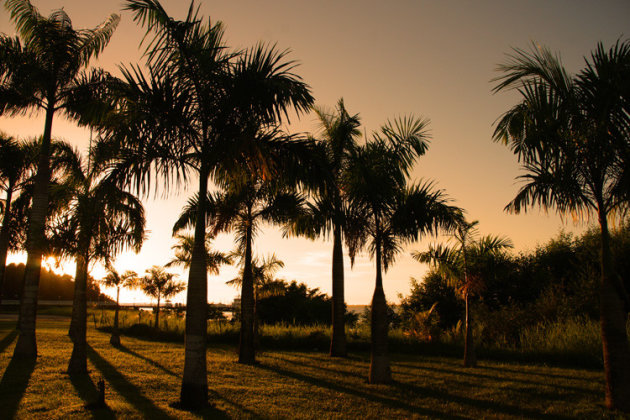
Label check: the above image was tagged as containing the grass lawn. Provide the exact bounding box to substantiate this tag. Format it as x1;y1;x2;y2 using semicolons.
0;314;623;419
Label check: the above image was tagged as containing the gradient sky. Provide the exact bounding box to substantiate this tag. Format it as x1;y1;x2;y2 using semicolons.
1;0;629;305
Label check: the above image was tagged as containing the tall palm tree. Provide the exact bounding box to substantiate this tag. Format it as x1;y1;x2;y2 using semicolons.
344;116;461;383
413;220;513;367
174;174;306;365
493;40;630;411
0;0;119;358
49;145;145;374
289;98;361;357
100;266;139;346
165;233;232;275
97;0;314;407
139;265;185;329
226;253;285;346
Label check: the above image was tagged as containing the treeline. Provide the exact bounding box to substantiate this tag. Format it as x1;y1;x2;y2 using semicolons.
399;221;630;345
1;263;110;302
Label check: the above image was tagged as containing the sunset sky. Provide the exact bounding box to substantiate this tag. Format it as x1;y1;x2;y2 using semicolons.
1;0;629;305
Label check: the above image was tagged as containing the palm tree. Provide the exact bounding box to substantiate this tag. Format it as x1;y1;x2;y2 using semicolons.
289;98;361;357
165;233;232;275
49;145;145;374
413;220;513;367
0;134;34;304
139;265;185;329
97;0;314;406
100;266;139;346
174;174;306;365
226;253;285;346
0;0;119;359
492;40;630;411
344;116;461;383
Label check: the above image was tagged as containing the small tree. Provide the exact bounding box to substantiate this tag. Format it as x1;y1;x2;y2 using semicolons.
139;265;185;328
100;266;139;346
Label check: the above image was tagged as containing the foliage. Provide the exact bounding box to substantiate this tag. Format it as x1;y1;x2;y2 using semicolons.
256;280;332;325
399;274;463;330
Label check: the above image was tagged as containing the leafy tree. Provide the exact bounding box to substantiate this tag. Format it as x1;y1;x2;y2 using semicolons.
257;280;331;325
399;273;463;331
97;0;313;407
49;145;145;374
139;265;185;329
100;266;139;346
413;220;513;367
344;116;461;383
0;0;119;359
493;40;630;410
289;98;361;356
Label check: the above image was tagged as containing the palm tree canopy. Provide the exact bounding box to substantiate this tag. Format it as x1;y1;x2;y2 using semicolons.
0;0;120;118
140;265;186;300
344;116;461;270
47;143;146;263
226;253;285;293
165;232;232;275
492;40;630;219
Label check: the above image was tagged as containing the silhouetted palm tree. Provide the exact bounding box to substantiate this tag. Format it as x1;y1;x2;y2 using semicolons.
0;135;34;304
413;220;513;367
49;145;145;374
100;266;139;346
226;253;285;346
0;0;119;358
344;116;461;383
289;98;360;357
165;233;232;275
493;40;630;411
174;173;306;365
97;0;314;407
139;265;185;329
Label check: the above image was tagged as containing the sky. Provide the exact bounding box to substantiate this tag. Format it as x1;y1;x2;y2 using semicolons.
1;0;629;305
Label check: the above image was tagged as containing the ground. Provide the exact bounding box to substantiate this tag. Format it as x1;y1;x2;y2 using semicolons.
0;314;623;419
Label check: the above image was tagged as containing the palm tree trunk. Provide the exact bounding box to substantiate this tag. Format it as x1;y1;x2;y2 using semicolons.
180;167;209;409
13;99;54;360
463;291;476;367
0;184;14;306
68;253;88;374
369;227;391;384
155;294;160;329
253;286;259;350
110;287;120;346
597;210;630;411
330;222;347;357
239;215;256;364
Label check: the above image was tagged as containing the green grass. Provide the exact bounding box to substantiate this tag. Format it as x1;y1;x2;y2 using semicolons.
0;314;625;419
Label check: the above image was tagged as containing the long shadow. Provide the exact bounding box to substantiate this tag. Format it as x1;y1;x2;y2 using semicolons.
480;363;600;382
392;381;575;420
0;355;36;419
86;343;174;419
116;344;179;378
0;329;18;353
394;363;594;394
265;354;365;380
257;362;466;419
69;373;116;420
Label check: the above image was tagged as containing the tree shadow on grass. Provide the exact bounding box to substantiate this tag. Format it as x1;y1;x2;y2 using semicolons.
0;355;36;419
394;362;595;394
116;344;179;378
69;373;116;419
86;343;174;419
257;362;466;419
265;353;365;380
392;381;575;420
0;329;18;353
